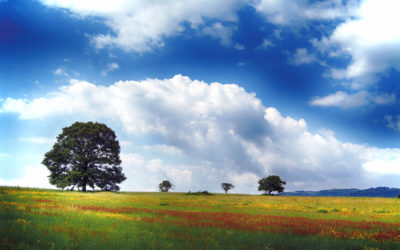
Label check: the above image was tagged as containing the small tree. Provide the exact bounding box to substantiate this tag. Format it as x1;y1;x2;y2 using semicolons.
159;180;174;192
258;175;286;195
221;183;234;194
42;121;126;192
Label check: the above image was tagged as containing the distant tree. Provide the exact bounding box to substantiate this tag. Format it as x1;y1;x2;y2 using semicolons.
398;193;400;198
159;180;174;192
221;183;234;194
258;175;286;195
42;122;126;192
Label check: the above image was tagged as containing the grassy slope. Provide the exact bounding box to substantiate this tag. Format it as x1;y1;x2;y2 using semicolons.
1;186;400;249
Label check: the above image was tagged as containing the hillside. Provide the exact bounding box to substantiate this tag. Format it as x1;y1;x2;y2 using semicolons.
282;187;400;197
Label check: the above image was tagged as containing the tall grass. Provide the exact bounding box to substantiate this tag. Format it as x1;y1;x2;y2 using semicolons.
1;186;400;249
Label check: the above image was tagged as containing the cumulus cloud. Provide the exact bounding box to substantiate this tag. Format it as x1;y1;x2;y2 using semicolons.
253;0;400;95
120;153;195;192
314;0;400;86
40;0;400;90
40;0;243;52
0;165;53;189
362;147;400;175
2;75;400;192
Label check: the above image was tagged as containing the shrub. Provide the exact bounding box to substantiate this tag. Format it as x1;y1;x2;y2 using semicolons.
317;208;328;213
186;190;213;196
375;209;389;214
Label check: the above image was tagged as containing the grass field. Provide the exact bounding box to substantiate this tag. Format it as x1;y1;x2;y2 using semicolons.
1;186;400;249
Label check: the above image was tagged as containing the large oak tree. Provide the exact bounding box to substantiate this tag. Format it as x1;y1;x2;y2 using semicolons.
258;175;286;195
42;122;126;191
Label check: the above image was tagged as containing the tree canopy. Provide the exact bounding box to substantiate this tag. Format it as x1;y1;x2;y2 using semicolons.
221;183;234;194
159;180;174;192
42;121;126;191
258;175;286;195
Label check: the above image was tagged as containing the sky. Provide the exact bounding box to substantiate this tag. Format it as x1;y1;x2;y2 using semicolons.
1;0;400;193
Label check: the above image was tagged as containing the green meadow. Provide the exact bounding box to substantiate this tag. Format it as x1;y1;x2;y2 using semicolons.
1;186;400;249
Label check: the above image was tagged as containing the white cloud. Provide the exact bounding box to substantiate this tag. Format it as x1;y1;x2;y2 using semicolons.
228;172;259;192
253;0;400;90
373;93;396;105
119;140;133;147
233;43;245;50
315;0;400;86
257;38;274;49
121;153;145;167
142;144;183;156
53;67;68;76
289;48;318;65
40;0;243;52
310;91;396;108
362;147;400;175
40;0;400;89
252;0;357;25
2;75;400;192
120;153;195;192
0;165;53;189
18;137;54;144
384;115;400;131
101;62;119;76
310;91;368;108
202;22;237;47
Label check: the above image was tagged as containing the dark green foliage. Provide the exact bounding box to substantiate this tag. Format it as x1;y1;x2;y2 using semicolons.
159;180;174;192
186;190;213;195
221;183;234;194
42;121;126;191
258;175;286;195
398;193;400;198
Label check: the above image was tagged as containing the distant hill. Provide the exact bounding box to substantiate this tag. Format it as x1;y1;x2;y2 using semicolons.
282;187;400;198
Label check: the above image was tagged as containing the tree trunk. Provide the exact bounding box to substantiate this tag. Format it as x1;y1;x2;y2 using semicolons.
82;163;88;192
82;176;88;192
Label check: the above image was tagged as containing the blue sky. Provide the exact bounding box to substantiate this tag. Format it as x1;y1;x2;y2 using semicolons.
1;0;400;193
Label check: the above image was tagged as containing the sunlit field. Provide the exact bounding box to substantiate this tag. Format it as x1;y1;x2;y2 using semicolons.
1;187;400;249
